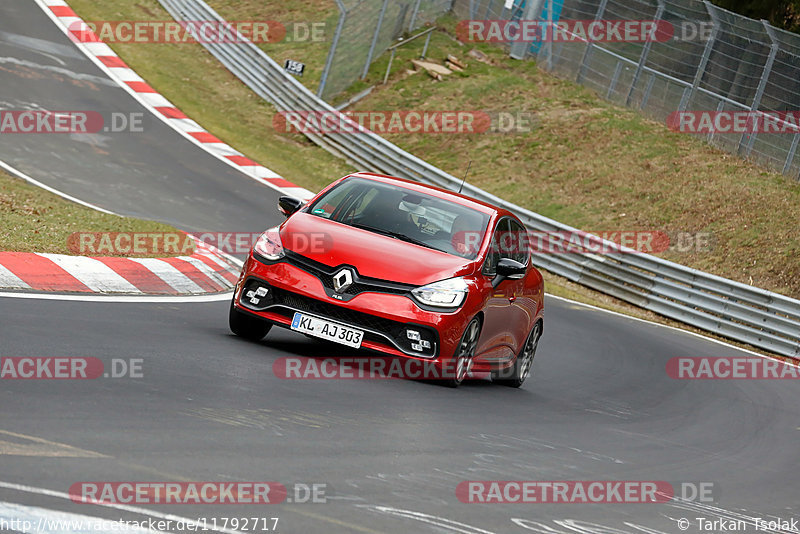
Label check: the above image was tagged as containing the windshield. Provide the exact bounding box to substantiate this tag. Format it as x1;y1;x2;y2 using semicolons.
307;177;490;260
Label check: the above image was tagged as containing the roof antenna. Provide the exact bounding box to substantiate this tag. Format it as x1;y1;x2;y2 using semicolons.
458;160;472;194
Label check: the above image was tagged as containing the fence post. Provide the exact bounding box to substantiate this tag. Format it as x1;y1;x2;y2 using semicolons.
625;0;664;106
509;0;545;60
317;0;347;99
707;99;724;144
607;61;623;98
409;0;423;32
783;132;800;175
679;1;719;112
484;0;497;18
362;0;389;79
739;20;779;156
575;0;609;83
545;0;554;70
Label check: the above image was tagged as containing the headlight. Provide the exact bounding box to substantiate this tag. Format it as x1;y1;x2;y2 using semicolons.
412;277;469;308
253;228;284;261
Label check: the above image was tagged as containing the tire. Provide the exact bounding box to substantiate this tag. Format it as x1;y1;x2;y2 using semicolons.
442;317;482;388
229;298;272;341
493;321;541;388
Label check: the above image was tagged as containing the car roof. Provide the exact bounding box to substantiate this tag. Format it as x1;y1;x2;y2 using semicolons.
345;172;510;218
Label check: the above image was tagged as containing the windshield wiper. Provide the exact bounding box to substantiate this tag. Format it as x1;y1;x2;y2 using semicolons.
350;223;440;251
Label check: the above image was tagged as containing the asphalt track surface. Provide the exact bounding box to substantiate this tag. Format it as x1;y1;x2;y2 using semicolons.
1;2;798;534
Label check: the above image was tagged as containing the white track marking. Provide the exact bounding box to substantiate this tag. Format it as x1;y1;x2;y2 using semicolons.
126;258;204;294
360;505;496;534
36;254;142;293
0;264;30;290
0;430;108;458
0;160;117;215
0;291;231;303
0;481;244;534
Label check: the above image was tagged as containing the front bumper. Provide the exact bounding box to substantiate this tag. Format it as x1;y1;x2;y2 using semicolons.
234;253;472;364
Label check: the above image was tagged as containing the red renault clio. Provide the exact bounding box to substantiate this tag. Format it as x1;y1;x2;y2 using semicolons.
229;172;544;387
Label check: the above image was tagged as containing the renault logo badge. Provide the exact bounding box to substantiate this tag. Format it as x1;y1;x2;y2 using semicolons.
333;268;354;293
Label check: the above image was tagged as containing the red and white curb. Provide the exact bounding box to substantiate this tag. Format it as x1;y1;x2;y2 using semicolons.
35;0;314;202
0;241;239;295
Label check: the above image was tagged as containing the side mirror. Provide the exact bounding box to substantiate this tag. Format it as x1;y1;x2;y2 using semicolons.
492;258;526;288
278;196;304;217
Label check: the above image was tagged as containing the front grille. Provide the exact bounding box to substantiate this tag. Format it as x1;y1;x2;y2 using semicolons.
272;287;405;335
266;286;439;358
284;250;413;297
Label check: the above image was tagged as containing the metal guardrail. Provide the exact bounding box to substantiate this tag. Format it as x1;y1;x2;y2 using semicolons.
159;0;800;359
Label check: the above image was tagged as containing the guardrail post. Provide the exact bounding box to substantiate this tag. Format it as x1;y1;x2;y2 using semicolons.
317;0;347;99
679;1;719;112
625;0;664;106
362;0;389;79
738;20;779;156
510;0;545;60
575;0;608;83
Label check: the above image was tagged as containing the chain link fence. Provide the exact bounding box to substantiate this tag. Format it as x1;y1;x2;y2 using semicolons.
452;0;800;179
317;0;453;101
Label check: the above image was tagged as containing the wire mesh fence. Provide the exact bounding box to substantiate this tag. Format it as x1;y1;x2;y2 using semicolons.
318;0;453;101
451;0;800;179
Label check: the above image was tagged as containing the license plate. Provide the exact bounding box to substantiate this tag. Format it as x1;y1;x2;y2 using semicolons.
291;312;364;348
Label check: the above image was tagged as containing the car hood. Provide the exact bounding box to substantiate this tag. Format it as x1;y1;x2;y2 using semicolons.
280;213;476;285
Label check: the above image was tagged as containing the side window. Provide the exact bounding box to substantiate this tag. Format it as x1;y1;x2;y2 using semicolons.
507;219;529;265
482;219;510;276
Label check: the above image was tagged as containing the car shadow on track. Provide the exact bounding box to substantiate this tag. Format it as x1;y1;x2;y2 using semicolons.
226;331;540;392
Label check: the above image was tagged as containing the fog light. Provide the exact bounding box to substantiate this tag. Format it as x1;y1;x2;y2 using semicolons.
407;330;421;341
241;281;273;310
